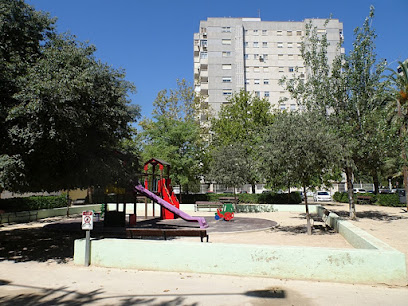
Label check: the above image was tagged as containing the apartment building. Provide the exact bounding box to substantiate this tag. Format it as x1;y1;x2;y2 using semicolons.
194;17;344;119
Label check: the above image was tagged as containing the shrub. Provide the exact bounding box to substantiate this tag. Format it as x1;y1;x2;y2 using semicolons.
0;195;68;212
177;192;301;204
376;193;402;207
333;192;349;203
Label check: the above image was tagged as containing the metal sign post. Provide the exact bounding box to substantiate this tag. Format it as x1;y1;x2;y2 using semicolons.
82;211;94;266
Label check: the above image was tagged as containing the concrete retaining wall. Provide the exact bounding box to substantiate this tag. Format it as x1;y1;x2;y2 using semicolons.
73;204;407;285
74;238;406;285
0;204;101;224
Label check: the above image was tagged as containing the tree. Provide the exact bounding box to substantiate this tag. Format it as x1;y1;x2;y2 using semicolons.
262;111;340;234
139;80;205;194
280;7;387;219
208;143;250;197
386;60;408;209
210;89;274;193
0;1;141;193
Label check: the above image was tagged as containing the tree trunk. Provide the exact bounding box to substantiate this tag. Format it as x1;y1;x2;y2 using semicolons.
66;189;71;217
304;185;312;235
372;172;379;195
251;183;256;194
345;166;356;219
403;162;408;211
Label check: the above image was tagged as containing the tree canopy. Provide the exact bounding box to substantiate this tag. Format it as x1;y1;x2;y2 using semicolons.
0;0;140;192
210;89;274;193
139;79;205;193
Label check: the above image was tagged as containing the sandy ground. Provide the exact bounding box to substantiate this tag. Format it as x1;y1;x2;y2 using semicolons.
1;203;408;305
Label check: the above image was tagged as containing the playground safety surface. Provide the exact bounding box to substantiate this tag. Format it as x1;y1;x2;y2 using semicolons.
43;216;278;235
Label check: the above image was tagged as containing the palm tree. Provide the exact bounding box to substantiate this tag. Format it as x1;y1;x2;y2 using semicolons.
387;60;408;210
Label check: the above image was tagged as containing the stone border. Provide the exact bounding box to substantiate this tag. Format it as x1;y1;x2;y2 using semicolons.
74;204;407;285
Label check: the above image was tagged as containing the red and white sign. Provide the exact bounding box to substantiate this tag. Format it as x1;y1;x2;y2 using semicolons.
82;211;94;230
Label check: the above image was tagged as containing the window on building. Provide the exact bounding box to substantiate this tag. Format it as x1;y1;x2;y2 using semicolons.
288;54;294;60
297;30;302;36
264;91;270;97
222;39;231;45
277;42;283;48
200;52;208;59
264;79;269;85
222;27;231;33
280;104;286;110
253;29;258;35
223;89;232;96
254;79;260;85
254;53;259;59
290;104;296;110
255;91;260;97
279;67;284;72
262;42;267;47
263;54;268;60
222;51;231;57
245;29;248;34
297;42;302;48
317;29;327;34
245;79;250;85
287;42;293;48
222;77;232;83
253;42;259;48
244;54;249;59
263;66;269;72
289;67;294;72
277;30;283;36
222;64;232;70
244;41;249;47
287;31;293;36
278;54;284;60
262;29;267;35
254;66;260;72
201;40;207;47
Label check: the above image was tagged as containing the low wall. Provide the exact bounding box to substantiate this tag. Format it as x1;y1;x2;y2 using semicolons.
74;238;406;285
0;204;101;224
74;204;407;285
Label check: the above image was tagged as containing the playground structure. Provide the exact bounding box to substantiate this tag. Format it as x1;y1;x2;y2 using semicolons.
103;158;208;229
215;203;235;221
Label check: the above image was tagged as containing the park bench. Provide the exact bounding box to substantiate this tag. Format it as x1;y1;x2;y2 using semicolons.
356;195;373;204
126;228;209;242
194;201;222;212
218;197;239;204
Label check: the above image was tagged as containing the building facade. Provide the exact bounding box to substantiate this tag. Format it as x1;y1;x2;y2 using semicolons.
194;17;344;119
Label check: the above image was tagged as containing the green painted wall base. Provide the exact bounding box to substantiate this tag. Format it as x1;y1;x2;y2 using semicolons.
73;205;407;285
74;238;406;285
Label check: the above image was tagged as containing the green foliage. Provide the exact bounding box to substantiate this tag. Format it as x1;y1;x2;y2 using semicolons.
139;80;205;193
0;1;141;192
376;193;401;207
210;89;274;192
0;194;67;212
333;192;351;203
178;192;301;204
262;111;341;193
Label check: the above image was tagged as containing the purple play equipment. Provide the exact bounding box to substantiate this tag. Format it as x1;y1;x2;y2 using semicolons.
134;183;209;229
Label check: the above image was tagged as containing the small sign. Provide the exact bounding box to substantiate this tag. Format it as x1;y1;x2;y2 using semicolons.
82;211;94;230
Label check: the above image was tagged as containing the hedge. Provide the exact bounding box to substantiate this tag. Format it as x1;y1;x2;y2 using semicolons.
0;195;68;212
177;192;302;204
333;191;403;207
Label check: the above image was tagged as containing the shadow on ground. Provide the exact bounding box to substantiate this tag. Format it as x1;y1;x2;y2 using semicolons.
0;225;84;263
326;209;407;222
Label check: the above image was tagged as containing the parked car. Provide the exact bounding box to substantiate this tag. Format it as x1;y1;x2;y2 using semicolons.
313;191;331;202
353;188;366;193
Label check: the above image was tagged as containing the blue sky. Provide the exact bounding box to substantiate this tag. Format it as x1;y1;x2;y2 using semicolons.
28;0;408;119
